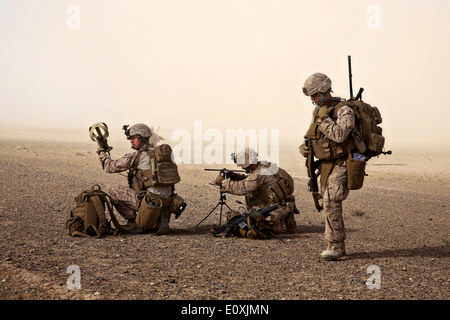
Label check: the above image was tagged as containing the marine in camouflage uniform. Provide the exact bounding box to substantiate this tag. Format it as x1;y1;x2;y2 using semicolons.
217;148;299;234
299;73;355;260
96;123;174;234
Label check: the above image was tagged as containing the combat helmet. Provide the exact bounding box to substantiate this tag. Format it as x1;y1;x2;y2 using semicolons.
232;147;258;169
302;73;332;96
123;123;152;139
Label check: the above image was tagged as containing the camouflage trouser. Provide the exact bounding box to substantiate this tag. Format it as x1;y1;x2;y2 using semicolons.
103;184;138;220
265;200;297;233
104;184;173;229
321;160;349;243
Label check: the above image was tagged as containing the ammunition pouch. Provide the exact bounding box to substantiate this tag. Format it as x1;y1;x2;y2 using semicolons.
247;177;294;207
264;178;293;204
347;156;366;190
262;167;295;205
169;193;187;218
136;192;163;230
306;122;347;161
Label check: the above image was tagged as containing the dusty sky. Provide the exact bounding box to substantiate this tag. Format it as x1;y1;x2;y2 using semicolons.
0;0;449;148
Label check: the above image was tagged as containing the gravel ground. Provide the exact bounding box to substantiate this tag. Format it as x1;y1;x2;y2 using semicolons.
0;133;448;302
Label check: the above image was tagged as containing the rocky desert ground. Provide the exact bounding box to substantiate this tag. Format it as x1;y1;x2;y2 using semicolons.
0;128;448;305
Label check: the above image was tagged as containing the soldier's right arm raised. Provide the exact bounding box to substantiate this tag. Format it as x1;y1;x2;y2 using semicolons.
98;151;138;173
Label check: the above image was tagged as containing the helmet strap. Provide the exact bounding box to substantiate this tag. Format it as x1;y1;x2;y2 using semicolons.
317;89;331;106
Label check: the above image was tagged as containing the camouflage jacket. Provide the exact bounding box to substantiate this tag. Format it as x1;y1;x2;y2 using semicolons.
317;105;355;144
221;162;293;207
98;149;172;198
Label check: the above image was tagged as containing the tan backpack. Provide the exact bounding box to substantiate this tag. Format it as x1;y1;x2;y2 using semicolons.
334;99;385;158
150;144;181;186
66;185;122;238
131;144;181;193
334;100;386;190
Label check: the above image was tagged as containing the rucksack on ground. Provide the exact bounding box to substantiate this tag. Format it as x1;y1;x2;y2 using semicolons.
66;185;122;238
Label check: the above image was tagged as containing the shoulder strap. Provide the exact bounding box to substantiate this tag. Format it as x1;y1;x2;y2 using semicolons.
90;195;108;237
104;195;122;236
131;147;146;169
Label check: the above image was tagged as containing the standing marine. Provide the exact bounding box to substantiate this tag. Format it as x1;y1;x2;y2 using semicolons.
299;73;355;260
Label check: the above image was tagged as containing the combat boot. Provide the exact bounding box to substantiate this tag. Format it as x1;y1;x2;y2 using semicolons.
121;220;144;234
285;213;297;233
320;241;345;260
155;211;170;235
340;241;346;256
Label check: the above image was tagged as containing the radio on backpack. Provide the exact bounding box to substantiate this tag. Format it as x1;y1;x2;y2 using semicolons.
346;56;391;159
341;56;391;190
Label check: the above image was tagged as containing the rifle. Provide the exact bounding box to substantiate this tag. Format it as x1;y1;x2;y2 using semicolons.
304;136;323;212
212;203;279;237
204;168;246;180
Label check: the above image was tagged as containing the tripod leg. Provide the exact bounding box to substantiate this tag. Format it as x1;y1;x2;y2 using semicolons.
219;202;235;226
219;203;224;226
196;202;220;227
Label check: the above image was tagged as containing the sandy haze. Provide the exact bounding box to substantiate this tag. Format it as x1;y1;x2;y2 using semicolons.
0;128;448;301
1;1;449;306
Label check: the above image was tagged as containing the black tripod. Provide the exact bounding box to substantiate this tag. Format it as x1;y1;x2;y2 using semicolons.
196;191;232;227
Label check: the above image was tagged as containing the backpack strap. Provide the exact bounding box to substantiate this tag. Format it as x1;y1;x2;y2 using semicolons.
66;216;94;238
90;195;108;237
104;195;123;236
71;231;94;238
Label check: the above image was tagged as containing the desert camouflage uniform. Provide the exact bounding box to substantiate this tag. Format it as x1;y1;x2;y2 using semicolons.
98;149;172;221
316;105;355;242
221;162;298;233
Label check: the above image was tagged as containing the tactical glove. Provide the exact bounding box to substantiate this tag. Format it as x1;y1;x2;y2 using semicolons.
317;106;334;121
97;138;112;154
225;171;239;180
215;174;225;185
299;143;310;158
